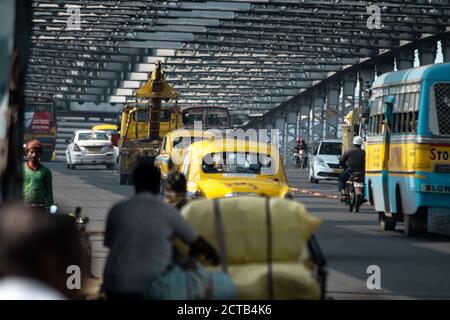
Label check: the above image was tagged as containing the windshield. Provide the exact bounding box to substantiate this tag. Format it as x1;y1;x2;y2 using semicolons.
183;110;204;127
173;136;213;149
319;142;341;155
78;132;109;141
202;152;276;175
135;109;172;122
206;109;229;127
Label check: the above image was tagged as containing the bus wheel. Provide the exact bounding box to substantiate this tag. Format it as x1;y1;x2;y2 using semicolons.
404;210;426;237
379;212;396;231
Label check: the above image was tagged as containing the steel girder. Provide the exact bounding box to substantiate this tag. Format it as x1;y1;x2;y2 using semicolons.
325;80;340;139
26;0;450;119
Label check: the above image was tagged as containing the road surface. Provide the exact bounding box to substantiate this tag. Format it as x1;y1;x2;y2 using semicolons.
48;162;450;299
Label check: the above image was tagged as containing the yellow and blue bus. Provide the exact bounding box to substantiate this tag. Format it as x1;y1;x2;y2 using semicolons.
365;62;450;236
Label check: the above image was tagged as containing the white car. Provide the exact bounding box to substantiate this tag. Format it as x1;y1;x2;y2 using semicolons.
65;130;115;170
309;139;343;183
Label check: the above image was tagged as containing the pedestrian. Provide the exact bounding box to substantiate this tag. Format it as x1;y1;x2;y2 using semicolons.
164;171;189;210
23;140;54;208
101;161;219;300
0;202;83;300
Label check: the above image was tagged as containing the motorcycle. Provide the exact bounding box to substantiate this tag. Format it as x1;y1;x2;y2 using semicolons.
69;207;92;279
294;149;308;169
345;172;365;213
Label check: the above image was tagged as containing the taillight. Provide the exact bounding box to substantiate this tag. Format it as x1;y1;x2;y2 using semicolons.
73;144;81;152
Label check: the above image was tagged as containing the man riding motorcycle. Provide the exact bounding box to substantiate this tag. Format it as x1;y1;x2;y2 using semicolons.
294;138;308;169
338;136;365;199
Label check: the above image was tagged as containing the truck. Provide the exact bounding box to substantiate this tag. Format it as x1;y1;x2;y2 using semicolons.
117;61;180;185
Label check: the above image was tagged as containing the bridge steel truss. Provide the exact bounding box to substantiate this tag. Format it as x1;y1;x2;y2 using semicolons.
26;0;450;147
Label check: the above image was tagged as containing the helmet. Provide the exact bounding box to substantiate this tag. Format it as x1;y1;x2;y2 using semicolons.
25;140;42;152
352;136;364;146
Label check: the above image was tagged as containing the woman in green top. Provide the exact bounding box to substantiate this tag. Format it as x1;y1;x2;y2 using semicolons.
23;140;54;207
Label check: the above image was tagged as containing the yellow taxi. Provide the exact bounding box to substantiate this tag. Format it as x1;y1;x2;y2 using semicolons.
155;129;215;179
91;124;118;132
180;138;292;199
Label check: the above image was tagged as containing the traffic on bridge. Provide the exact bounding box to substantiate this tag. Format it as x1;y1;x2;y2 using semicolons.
0;0;450;305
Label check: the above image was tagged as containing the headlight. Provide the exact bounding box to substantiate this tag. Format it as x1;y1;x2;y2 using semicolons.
225;192;237;198
316;157;327;167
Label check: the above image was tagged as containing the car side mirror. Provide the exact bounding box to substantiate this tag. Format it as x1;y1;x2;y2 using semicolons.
313;151;317;156
65;138;71;144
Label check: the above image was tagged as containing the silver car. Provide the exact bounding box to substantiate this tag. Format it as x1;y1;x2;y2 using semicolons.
65;130;115;169
309;139;343;183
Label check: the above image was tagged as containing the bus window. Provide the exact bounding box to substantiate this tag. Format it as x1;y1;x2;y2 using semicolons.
409;111;418;133
375;115;380;135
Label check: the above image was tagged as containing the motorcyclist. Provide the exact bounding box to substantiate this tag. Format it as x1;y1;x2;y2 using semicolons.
23;140;54;209
294;138;308;168
338;136;365;199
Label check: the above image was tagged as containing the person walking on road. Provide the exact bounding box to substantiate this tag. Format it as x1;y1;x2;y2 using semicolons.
101;161;219;300
23;140;54;208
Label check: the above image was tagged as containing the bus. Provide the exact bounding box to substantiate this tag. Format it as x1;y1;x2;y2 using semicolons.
24;96;57;161
182;106;231;130
365;62;450;237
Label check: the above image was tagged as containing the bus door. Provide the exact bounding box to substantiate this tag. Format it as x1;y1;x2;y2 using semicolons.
381;96;394;215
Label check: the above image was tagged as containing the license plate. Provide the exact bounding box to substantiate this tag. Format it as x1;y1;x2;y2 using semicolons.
353;182;364;188
85;146;102;153
428;208;450;235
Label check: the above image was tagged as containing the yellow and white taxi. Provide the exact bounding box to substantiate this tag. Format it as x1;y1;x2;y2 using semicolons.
155;129;215;179
180;138;292;199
